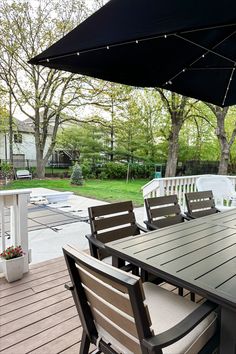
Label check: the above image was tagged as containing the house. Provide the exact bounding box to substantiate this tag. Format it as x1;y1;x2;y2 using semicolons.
0;117;52;168
0;117;72;169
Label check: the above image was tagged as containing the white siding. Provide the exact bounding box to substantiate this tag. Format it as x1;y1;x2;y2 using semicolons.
0;132;52;161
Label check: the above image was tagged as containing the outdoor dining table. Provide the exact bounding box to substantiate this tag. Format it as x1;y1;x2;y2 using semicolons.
105;208;236;354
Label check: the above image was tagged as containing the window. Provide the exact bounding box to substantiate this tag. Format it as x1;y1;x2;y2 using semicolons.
14;133;22;143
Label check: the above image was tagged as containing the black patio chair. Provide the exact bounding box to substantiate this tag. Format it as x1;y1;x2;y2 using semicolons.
144;195;193;300
63;245;219;354
86;201;147;272
144;195;190;231
185;191;220;219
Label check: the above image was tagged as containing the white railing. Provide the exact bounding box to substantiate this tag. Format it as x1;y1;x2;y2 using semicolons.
142;175;236;211
0;189;31;273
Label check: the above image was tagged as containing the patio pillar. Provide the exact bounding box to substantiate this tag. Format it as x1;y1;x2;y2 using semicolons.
0;189;31;273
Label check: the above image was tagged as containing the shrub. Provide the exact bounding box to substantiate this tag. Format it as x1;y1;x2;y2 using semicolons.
70;163;84;185
0;162;14;184
100;162;127;179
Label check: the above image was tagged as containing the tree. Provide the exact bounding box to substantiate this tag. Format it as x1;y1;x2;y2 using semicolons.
0;0;101;178
70;162;84;185
115;89;162;163
156;90;195;177
89;82;132;161
204;104;236;174
179;102;218;162
56;122;104;163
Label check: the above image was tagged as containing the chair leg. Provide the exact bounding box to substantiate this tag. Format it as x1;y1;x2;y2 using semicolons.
141;269;149;282
80;330;90;354
132;265;139;275
190;292;195;302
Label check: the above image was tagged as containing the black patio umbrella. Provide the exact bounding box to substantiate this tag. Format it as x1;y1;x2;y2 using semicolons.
29;0;236;107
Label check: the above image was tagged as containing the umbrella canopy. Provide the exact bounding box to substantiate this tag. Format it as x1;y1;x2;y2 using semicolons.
29;0;236;107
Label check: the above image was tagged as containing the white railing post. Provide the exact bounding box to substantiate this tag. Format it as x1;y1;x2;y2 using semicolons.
0;189;31;274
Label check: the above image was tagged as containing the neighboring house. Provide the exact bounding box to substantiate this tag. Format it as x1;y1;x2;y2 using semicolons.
0;117;72;168
0;117;53;168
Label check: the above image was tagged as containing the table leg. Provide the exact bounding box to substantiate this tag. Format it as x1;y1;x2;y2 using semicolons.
220;306;236;354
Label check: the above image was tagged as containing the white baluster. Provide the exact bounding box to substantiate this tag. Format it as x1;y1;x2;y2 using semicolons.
0;197;5;252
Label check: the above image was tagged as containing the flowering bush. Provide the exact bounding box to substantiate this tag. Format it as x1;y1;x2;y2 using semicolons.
0;245;24;260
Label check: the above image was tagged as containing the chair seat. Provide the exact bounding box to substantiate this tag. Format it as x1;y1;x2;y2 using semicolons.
95;282;217;354
143;282;217;354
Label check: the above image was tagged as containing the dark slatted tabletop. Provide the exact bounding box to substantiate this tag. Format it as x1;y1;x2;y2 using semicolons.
105;210;236;354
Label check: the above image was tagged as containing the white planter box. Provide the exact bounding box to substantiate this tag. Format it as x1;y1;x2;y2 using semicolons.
2;256;24;282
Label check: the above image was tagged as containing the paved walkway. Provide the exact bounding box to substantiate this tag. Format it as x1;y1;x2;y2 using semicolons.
28;188;146;265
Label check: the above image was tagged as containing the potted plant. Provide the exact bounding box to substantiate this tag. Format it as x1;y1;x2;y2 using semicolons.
0;245;25;282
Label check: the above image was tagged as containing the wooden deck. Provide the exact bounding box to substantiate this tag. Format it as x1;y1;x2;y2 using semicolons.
0;256;203;354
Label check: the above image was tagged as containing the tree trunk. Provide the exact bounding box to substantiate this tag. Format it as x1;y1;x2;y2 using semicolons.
35;143;46;179
215;107;230;175
165;123;181;177
110;100;114;161
218;147;229;175
9;92;13;164
36;159;46;179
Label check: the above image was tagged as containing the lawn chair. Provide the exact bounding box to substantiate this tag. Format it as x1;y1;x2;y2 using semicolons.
144;195;189;231
86;201;147;272
185;191;220;219
63;245;219;354
196;175;236;210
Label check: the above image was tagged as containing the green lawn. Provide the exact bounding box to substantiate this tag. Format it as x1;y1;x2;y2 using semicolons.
1;179;149;206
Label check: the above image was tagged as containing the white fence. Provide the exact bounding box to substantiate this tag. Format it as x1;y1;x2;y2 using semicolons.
142;174;236;211
0;189;31;273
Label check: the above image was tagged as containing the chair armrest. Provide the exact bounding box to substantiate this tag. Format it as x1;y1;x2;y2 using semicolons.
142;300;218;351
144;220;159;231
181;213;191;221
136;222;148;233
85;234;106;250
184;212;196;219
64;282;74;291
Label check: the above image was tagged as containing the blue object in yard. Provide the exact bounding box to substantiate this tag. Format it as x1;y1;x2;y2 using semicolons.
154;164;163;178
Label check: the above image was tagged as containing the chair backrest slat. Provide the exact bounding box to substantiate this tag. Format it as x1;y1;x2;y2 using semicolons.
152;215;184;228
85;289;138;338
97;225;140;244
185;190;218;218
90;201;133;217
93;310;142;354
188;199;215;210
150;204;181;218
93;212;136;231
147;194;178;206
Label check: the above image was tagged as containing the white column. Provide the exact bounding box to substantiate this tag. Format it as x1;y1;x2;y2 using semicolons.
0;189;31;273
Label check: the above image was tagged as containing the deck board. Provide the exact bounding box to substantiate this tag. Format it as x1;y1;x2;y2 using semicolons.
0;256;202;353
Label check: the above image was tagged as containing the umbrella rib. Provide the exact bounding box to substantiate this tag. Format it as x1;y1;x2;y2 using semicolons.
180;22;236;35
175;33;236;64
189;67;234;70
222;67;235;106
